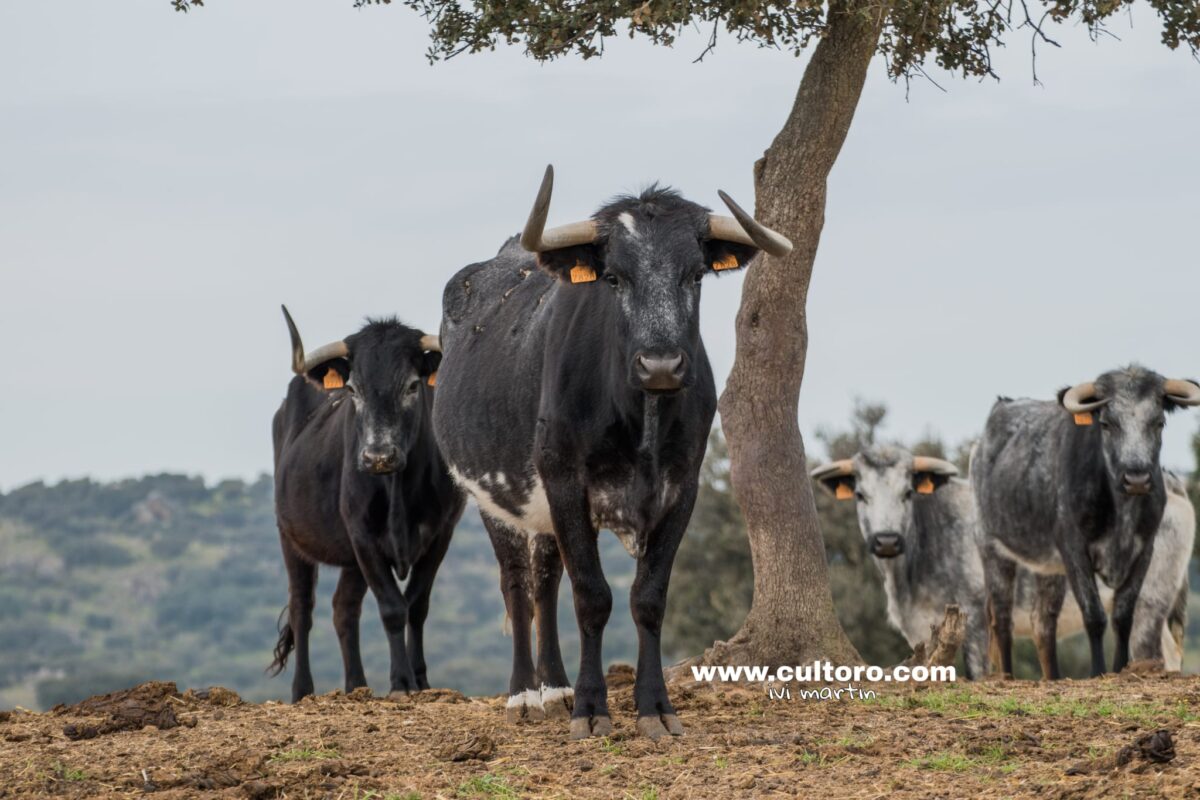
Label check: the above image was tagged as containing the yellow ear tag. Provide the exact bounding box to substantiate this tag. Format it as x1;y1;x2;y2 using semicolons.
713;253;740;271
323;370;344;390
570;263;597;284
916;476;936;495
835;482;854;500
1073;412;1093;426
427;372;438;387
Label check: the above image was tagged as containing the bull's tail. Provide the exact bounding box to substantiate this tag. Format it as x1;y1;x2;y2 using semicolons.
266;606;294;677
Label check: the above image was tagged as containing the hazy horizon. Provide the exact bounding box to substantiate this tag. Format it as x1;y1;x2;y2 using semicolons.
3;2;1199;492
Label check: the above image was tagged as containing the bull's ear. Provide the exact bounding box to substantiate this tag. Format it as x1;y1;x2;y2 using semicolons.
818;475;856;500
704;240;758;275
419;351;442;379
536;244;604;285
305;359;350;391
913;472;952;495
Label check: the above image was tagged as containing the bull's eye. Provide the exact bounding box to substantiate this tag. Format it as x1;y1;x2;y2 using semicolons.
904;488;914;501
406;379;420;395
692;271;704;285
854;490;867;503
605;274;620;288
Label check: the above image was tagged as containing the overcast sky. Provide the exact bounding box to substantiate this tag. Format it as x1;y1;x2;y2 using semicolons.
2;2;1198;491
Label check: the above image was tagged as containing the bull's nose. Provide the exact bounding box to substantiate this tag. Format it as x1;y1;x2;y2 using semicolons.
869;532;905;559
360;447;400;474
1123;470;1152;495
635;351;686;392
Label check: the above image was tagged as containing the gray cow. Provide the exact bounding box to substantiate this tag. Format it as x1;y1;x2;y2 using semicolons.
971;366;1200;677
814;445;1192;679
812;447;989;678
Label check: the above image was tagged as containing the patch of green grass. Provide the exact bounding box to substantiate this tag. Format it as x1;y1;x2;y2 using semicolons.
455;774;519;799
599;737;624;756
907;752;982;772
875;687;1190;726
268;747;340;763
713;756;729;769
907;746;1014;773
1175;702;1200;722
624;786;659;800
51;761;87;782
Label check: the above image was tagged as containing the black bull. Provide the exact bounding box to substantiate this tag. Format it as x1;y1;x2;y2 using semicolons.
270;307;464;701
432;166;791;740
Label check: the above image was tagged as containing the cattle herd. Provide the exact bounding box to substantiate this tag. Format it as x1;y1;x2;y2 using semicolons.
268;165;1198;741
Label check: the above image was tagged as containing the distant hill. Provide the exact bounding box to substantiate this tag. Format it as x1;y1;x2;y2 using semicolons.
4;433;1198;712
0;474;641;710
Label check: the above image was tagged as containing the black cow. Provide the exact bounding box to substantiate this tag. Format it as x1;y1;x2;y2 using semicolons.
971;365;1200;677
432;166;791;740
270;306;464;701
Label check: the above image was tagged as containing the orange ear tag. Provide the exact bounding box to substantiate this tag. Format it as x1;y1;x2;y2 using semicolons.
570;264;597;284
427;372;438;387
1073;412;1093;426
835;482;854;500
323;370;345;390
916;476;936;495
713;253;740;271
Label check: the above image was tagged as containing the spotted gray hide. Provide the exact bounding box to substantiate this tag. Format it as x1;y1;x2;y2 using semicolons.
971;366;1200;677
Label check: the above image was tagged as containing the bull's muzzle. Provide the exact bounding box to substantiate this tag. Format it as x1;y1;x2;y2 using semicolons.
635;351;687;393
360;445;401;475
869;532;905;559
1122;470;1152;496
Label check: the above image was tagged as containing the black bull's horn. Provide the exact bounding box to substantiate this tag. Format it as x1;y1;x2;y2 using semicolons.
519;164;794;258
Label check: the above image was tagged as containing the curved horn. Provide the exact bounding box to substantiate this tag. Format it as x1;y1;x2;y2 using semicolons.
912;456;959;477
419;334;441;353
709;191;794;258
810;459;855;481
1061;381;1109;414
280;305;348;375
520;164;598;253
1165;378;1200;407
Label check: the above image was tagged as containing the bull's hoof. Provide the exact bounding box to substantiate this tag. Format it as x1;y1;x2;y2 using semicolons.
569;715;613;740
636;713;684;740
541;686;574;720
386;689;413;700
505;689;545;723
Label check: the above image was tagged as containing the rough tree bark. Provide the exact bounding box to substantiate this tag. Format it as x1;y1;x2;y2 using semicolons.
695;1;888;668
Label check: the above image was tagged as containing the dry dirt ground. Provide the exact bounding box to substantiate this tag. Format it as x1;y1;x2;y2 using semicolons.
4;667;1200;799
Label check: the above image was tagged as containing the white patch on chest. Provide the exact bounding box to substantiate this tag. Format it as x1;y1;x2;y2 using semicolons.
449;465;553;535
589;481;679;558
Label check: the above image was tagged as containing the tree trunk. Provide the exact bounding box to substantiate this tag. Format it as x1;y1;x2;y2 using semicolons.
696;1;887;668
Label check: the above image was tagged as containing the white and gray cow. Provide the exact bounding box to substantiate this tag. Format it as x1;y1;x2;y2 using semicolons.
813;445;1192;679
812;447;989;678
